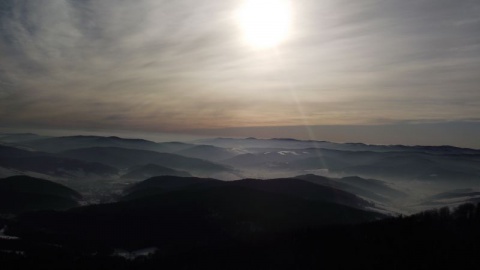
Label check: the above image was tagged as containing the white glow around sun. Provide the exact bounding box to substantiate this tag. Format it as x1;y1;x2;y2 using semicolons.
237;0;292;48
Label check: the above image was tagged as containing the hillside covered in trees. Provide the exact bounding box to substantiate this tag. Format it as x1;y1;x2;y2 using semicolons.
1;202;480;269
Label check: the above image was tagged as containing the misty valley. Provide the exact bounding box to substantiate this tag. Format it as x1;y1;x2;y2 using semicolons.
1;133;479;269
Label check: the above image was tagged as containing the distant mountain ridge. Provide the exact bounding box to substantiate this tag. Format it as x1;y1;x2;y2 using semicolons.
196;137;480;154
0;133;51;143
16;135;162;152
0;156;118;178
0;144;49;158
2;133;479;154
220;146;480;184
60;147;232;176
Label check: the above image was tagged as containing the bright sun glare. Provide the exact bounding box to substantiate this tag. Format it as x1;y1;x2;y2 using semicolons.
237;0;292;48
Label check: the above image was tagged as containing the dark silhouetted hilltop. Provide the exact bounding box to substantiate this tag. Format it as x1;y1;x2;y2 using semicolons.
0;175;81;214
121;164;191;180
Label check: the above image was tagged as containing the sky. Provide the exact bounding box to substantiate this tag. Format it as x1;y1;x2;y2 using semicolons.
1;0;479;147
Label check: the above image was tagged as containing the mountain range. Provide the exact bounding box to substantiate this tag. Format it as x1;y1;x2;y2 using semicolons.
1;133;479;212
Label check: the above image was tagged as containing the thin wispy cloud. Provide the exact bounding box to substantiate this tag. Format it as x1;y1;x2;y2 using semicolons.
0;0;479;143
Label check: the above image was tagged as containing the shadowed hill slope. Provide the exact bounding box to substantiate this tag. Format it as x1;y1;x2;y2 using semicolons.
60;147;231;175
123;176;373;210
13;184;383;250
0;175;82;214
120;164;192;180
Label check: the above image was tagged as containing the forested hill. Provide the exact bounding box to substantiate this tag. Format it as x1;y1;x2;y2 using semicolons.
1;202;480;269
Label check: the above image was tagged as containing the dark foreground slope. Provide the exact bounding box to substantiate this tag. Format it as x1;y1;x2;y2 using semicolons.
0;176;82;214
1;203;480;270
9;182;382;252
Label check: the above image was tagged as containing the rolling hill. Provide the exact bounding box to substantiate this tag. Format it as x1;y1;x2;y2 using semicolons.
13;181;384;250
0;175;82;214
60;147;232;176
0;156;118;178
123;176;374;210
120;164;192;180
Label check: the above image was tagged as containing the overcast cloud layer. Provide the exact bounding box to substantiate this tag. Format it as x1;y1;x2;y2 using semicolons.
1;0;479;145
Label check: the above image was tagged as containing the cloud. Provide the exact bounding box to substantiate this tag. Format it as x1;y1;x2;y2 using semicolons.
0;0;479;135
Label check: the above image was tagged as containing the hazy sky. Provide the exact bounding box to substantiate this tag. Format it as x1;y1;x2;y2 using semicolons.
1;0;479;147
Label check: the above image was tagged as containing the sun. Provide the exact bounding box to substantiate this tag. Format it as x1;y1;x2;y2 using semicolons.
237;0;292;48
